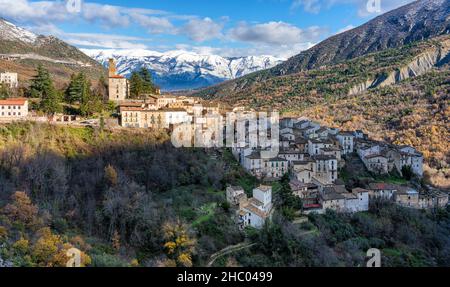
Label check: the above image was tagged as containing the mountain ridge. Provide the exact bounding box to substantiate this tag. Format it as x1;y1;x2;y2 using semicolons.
194;0;450;100
83;48;284;91
0;18;105;87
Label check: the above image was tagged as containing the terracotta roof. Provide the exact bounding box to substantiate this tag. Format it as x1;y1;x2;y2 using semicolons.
120;107;144;112
0;98;27;105
119;102;144;107
304;204;322;209
242;203;270;219
368;183;398;190
109;75;126;79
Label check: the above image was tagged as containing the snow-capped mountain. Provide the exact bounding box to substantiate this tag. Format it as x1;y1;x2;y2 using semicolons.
0;18;103;77
0;18;38;43
83;48;285;91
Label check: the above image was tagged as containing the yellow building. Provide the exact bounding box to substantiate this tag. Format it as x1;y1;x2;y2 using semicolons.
120;106;190;129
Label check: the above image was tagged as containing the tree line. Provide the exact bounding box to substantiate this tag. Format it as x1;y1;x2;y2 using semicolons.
2;64;159;116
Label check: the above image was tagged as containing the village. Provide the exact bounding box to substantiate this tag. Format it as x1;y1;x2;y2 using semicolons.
1;59;448;232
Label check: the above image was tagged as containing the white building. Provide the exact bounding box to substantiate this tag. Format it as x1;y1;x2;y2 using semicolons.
343;188;370;213
308;139;333;156
263;157;289;178
336;132;355;155
396;146;424;177
368;183;398;200
0;98;28;120
239;185;274;229
0;72;18;88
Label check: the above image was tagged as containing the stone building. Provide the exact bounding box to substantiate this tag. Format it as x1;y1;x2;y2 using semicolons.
108;59;129;102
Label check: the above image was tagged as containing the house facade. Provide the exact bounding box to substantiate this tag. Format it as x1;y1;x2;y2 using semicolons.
0;98;28;120
239;186;274;229
0;72;18;88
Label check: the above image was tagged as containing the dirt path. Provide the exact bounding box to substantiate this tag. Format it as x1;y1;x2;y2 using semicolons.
206;242;257;267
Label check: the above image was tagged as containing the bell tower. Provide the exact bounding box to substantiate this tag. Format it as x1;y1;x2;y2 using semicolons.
108;58;117;77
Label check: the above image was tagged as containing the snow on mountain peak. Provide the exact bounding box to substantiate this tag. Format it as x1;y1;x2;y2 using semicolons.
0;18;38;44
83;48;285;91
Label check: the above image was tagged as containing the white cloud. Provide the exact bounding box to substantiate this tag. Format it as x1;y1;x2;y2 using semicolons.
25;23;150;49
291;0;415;17
131;13;174;34
65;37;148;49
82;3;130;27
0;0;69;23
291;0;321;14
0;0;331;57
180;17;224;42
0;0;175;32
229;21;327;45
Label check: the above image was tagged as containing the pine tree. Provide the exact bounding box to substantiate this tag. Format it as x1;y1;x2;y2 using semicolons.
129;67;159;98
139;67;157;94
30;65;52;98
65;73;83;104
95;74;108;101
40;87;62;115
79;73;91;116
129;72;144;99
0;84;10;99
29;65;62;114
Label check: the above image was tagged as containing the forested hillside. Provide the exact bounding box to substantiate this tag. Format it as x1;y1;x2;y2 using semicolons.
0;123;449;267
0;123;247;267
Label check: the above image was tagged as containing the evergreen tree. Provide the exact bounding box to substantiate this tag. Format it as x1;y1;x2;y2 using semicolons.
278;174;303;220
129;67;158;98
95;74;108;101
139;67;155;92
78;73;92;116
65;73;83;104
129;72;144;99
30;65;61;114
29;65;53;99
40;87;62;115
0;84;10;99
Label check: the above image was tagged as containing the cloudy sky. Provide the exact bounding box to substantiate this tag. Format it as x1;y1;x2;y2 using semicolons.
0;0;415;58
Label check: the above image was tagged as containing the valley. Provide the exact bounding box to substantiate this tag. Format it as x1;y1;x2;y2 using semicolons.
0;0;449;269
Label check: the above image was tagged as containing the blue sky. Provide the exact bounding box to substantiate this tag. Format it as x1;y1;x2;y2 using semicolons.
0;0;414;58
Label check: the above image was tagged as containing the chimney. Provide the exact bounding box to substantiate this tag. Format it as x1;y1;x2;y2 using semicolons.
108;58;117;77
